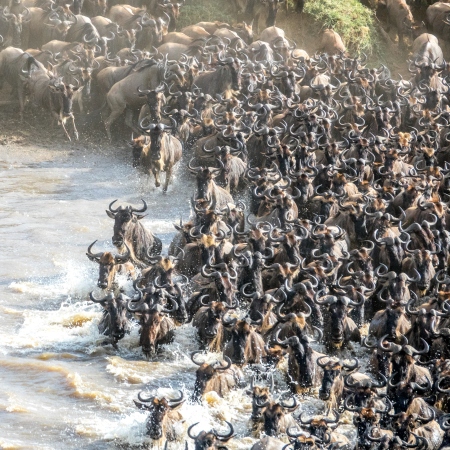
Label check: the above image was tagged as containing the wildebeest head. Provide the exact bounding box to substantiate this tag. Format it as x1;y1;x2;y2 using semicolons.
129;135;150;167
297;409;340;442
389;378;432;413
222;318;254;364
348;400;390;449
391;412;434;443
49;78;79;118
106;199;147;248
315;294;363;348
137;83;165;122
86;240;131;289
317;356;358;401
405;249;436;292
191;351;233;401
89;291;131;345
1;7;30;47
187;420;234;449
217;54;241;91
188;162;222;207
133;390;184;440
378;334;429;384
245;374;274;420
133;298;177;356
261;397;298;437
203;301;227;340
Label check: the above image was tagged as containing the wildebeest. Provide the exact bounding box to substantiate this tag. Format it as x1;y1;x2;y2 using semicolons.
0;46;38;119
89;291;133;348
86;240;135;290
27;64;80;140
190;351;245;401
188;161;234;210
187;421;234;449
192;55;241;97
106;199;162;267
103;59;162;139
128;297;178;357
133;390;185;443
133;122;182;192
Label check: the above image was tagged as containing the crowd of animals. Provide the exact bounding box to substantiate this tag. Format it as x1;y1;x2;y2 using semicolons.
5;0;450;448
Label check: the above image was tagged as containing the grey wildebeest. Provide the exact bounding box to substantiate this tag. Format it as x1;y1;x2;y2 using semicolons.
103;59;164;139
106;199;162;267
27;64;80;140
192;54;241;97
0;46;38;120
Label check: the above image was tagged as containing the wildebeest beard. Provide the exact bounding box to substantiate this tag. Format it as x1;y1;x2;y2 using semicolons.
149;129;163;160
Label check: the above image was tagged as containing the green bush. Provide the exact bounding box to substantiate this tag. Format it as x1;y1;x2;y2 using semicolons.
178;0;235;29
304;0;380;54
178;0;381;56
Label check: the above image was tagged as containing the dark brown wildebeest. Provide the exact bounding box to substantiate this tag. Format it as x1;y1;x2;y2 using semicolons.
106;199;162;267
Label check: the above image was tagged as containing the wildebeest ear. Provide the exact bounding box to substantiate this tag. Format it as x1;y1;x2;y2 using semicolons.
135;214;147;220
106;210;115;219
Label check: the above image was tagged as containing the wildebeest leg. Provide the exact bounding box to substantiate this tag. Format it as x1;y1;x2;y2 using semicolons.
60;119;72;141
163;167;173;193
152;166;161;188
71;115;79;140
104;105;126;140
124;108;140;136
18;84;25;121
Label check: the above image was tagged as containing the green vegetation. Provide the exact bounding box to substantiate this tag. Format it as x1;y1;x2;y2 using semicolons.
304;0;380;54
178;0;235;29
178;0;382;56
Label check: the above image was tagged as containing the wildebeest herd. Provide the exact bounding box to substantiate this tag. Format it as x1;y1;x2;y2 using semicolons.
3;0;450;448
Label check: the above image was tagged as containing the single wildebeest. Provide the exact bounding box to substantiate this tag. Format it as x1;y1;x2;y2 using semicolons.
133;121;182;193
190;351;245;402
106;199;162;267
133;390;185;443
89;291;133;348
187;421;234;449
86;240;135;290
